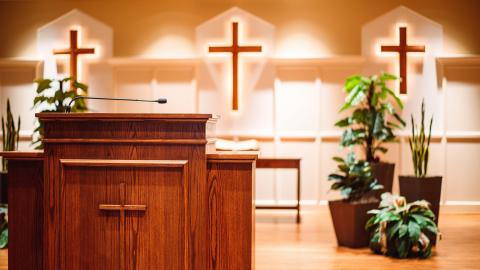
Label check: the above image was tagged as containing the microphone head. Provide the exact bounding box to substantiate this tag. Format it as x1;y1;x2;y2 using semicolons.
156;98;167;104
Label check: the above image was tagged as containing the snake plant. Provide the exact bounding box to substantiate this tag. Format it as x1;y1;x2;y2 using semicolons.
1;99;21;171
408;100;433;177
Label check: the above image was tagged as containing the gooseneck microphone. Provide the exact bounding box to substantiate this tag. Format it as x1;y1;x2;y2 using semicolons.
65;96;167;113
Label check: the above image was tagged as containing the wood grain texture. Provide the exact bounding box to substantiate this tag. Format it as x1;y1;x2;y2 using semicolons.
7;159;44;270
60;159;188;167
39;114;216;269
0;151;44;159
256;158;300;169
36;113;217;120
3;114;259;270
59;160;189;270
0;207;479;269
43;138;209;145
207;157;256;270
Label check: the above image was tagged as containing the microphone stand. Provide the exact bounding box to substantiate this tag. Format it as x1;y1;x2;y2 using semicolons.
65;96;167;113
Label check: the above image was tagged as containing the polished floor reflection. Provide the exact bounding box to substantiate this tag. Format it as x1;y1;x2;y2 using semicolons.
256;206;480;270
0;206;478;269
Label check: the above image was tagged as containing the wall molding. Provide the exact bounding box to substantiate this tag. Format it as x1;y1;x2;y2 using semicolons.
216;130;480;143
108;57;200;68
257;199;480;208
436;55;480;86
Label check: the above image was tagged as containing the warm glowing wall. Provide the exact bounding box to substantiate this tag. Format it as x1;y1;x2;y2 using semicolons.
0;0;479;58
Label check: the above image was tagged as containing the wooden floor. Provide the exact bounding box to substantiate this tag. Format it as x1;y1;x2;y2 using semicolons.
0;206;479;269
256;206;480;270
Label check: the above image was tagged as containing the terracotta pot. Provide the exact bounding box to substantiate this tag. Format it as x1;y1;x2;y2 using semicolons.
0;172;7;204
328;200;378;248
371;162;395;198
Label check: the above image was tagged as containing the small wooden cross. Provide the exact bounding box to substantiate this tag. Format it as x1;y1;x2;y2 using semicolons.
99;182;146;270
381;27;425;94
209;22;262;111
53;30;95;90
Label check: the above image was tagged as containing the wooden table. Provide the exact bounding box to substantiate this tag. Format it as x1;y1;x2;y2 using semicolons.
255;157;301;223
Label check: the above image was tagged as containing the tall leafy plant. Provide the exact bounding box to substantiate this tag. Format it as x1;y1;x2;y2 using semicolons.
336;73;405;162
366;193;437;259
1;99;21;171
409;100;433;177
32;78;88;149
328;152;383;202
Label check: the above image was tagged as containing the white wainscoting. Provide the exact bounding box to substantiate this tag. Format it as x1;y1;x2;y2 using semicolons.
1;56;479;206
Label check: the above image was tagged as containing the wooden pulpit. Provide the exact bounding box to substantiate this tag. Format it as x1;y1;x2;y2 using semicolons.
1;113;257;270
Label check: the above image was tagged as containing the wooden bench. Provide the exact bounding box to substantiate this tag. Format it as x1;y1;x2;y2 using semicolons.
255;157;301;223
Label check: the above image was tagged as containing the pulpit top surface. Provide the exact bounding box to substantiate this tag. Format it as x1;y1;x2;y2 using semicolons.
36;113;219;121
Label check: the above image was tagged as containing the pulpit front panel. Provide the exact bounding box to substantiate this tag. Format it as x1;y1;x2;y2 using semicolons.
59;159;189;270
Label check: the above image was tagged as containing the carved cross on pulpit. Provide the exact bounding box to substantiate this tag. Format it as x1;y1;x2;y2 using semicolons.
53;30;95;90
209;22;262;111
381;27;425;94
99;182;146;270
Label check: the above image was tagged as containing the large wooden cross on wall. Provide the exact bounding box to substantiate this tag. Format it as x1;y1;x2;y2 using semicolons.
381;27;425;94
209;22;262;111
53;30;95;90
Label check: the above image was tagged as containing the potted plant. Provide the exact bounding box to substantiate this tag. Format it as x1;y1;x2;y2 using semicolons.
335;73;405;196
0;206;7;248
328;152;383;248
1;99;21;204
32;78;88;149
366;193;438;258
400;100;442;230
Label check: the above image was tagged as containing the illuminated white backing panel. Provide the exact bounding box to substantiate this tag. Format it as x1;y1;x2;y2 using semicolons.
37;9;114;112
196;7;275;136
153;67;197;113
362;6;444;181
362;6;443;133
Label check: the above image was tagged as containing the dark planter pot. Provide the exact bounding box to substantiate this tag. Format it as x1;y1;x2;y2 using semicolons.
400;176;442;245
371;162;395;198
399;175;442;224
328;200;378;248
0;172;7;204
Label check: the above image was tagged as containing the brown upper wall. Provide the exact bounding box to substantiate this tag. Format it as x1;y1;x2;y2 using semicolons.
0;0;479;58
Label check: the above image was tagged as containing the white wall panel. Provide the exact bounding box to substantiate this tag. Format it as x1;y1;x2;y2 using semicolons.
276;68;317;134
445;67;480;132
446;143;480;201
114;68;154;113
0;69;36;132
255;141;276;203
154;68;196;113
277;141;317;203
320;68;359;131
